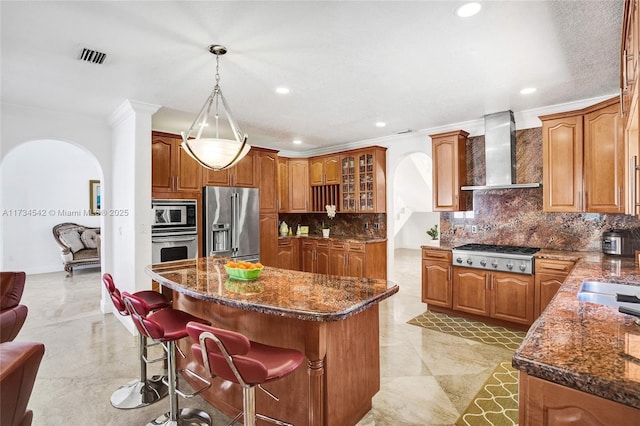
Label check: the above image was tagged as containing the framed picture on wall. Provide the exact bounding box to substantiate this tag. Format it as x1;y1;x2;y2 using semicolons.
89;180;101;215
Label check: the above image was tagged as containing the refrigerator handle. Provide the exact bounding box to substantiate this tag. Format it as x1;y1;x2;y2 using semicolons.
232;192;239;256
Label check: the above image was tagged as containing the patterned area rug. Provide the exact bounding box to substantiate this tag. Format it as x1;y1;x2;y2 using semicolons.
407;310;526;351
455;361;519;426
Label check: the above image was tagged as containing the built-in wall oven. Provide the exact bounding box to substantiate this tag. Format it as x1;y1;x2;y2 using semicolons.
151;199;198;263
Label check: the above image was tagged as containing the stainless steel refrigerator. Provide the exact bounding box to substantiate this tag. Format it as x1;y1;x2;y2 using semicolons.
203;186;260;262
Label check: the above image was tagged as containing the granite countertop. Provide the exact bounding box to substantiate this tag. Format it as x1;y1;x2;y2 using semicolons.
279;235;387;243
513;251;640;409
146;257;398;322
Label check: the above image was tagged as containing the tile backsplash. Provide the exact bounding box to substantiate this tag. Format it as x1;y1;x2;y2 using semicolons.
440;128;640;251
278;213;386;239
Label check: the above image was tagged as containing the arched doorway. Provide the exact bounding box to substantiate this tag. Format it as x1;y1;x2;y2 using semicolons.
0;139;104;275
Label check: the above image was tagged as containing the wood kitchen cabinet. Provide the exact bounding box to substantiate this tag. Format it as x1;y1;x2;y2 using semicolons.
152;132;202;197
287;159;310;213
421;249;452;308
622;0;640;216
452;267;534;326
541;97;624;213
277;238;299;270
534;258;575;318
256;149;278;214
259;214;278;267
277;157;289;213
340;147;386;213
202;149;256;188
301;239;329;274
430;130;469;212
519;371;640;425
329;240;386;279
310;155;340;185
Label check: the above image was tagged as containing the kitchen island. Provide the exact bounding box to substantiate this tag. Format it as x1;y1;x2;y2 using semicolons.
513;251;640;424
146;257;399;426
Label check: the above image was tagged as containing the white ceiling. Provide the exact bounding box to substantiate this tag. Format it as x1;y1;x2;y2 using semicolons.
1;1;623;154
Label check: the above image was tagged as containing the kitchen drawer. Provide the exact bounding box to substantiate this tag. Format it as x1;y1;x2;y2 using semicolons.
535;258;575;275
316;240;330;248
349;242;365;253
422;248;452;262
278;239;293;247
330;241;348;250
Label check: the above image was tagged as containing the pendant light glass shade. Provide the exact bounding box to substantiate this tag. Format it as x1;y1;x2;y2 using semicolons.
181;45;250;171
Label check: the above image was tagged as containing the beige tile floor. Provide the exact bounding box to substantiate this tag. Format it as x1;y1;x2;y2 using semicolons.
17;249;512;425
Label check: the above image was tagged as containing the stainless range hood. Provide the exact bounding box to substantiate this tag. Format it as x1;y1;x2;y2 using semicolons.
461;110;541;190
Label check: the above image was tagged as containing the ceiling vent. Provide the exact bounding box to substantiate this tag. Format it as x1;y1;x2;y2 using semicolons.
79;48;107;64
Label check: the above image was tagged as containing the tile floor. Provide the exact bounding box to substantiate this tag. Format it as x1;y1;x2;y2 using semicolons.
17;249;512;425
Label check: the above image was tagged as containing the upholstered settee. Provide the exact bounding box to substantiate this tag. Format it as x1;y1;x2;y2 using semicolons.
0;272;28;343
52;223;101;277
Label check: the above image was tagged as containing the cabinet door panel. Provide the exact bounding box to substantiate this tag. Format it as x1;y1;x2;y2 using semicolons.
584;102;624;213
329;248;347;276
347;251;365;278
176;146;202;192
316;247;330;274
422;260;451;308
542;115;583;212
259;214;278;267
301;242;315;273
288;160;309;212
535;273;564;318
203;168;231;186
258;152;277;213
152;136;174;192
453;268;489;316
310;159;324;185
324;156;341;184
234;151;256;187
491;272;534;325
277;159;289;212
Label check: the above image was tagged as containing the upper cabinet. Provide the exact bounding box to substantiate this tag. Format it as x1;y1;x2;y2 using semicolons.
256;149;278;214
287;159;310;213
340;147;386;213
622;0;640;216
152;132;202;197
541;97;623;213
202;150;256;188
430;130;469;212
310;155;340;186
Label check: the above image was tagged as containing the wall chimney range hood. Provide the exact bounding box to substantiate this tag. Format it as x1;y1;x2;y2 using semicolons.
461;110;541;190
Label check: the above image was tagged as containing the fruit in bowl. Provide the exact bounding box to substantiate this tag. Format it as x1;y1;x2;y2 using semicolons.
224;260;264;281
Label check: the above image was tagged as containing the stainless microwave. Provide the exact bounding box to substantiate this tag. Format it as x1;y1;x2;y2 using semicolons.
151;199;197;229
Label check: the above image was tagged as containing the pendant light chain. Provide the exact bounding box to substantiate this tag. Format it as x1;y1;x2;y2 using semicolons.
214;53;221;139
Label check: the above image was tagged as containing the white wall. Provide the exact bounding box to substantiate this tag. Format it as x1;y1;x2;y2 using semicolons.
396;212;440;249
0;140;100;273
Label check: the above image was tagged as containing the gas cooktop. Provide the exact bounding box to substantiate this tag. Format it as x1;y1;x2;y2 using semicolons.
451;244;540;274
452;244;540;256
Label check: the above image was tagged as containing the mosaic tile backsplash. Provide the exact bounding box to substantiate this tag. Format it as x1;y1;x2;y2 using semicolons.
440;128;640;251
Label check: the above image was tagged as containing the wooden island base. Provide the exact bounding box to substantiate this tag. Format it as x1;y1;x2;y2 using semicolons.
173;291;380;426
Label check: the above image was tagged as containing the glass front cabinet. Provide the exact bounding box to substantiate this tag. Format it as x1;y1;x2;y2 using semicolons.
340;147;386;213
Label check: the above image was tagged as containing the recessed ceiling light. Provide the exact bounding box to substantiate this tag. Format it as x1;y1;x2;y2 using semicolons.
520;87;537;95
375;122;386;128
275;87;290;94
292;139;302;145
456;2;481;18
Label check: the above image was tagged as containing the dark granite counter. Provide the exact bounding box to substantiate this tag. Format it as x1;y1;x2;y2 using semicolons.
513;251;640;409
279;235;387;243
146;257;398;322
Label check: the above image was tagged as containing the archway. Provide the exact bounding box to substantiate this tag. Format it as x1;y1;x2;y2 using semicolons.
392;151;439;249
0;139;104;275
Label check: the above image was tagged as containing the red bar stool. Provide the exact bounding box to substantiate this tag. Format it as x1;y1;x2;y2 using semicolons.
103;273;172;409
186;322;305;426
123;292;212;426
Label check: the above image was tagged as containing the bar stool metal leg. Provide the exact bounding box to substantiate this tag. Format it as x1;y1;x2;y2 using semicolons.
110;334;169;409
148;341;211;426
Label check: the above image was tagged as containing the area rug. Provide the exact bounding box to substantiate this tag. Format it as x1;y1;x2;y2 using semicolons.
407;310;526;351
455;361;519;426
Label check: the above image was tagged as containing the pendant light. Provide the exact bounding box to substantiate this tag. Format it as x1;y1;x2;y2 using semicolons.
181;44;250;171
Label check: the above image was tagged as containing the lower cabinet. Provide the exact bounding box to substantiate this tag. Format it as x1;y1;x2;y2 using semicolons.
421;249;453;308
277;238;299;270
452;267;534;326
301;239;330;274
519;371;640;425
259;214;278;267
534;258;575;318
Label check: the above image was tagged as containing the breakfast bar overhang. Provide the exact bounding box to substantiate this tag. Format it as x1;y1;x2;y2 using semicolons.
146;258;399;426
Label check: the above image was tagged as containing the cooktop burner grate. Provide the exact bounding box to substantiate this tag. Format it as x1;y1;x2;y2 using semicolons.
453;244;540;255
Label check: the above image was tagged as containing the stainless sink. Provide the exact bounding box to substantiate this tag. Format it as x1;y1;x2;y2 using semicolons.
577;281;640;309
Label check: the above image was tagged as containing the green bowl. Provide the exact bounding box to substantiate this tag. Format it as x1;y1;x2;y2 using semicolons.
224;265;263;281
